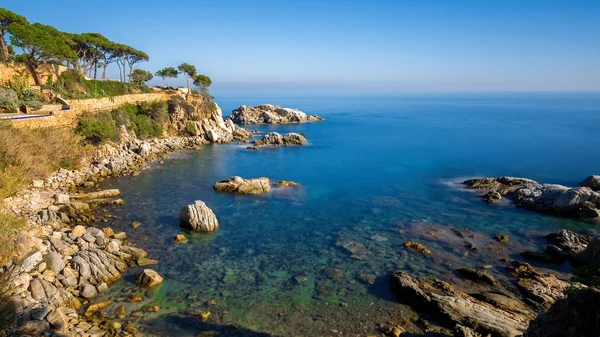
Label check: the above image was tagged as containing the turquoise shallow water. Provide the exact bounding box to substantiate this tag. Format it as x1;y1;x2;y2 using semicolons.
96;93;600;336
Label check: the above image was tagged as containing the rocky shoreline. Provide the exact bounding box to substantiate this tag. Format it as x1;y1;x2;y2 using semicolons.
1;106;254;336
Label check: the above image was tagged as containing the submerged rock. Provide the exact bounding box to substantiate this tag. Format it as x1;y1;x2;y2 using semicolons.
457;268;499;286
179;200;219;232
404;241;431;254
136;269;164;288
226;104;324;125
273;180;300;187
213;176;271;194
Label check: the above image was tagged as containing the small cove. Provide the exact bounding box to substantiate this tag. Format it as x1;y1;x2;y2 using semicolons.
93;93;600;336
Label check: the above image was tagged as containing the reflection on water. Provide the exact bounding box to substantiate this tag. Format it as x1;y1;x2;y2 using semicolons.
93;94;600;336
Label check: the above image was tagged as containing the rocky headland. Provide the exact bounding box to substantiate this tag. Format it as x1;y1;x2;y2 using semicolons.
462;175;600;221
225;104;324;125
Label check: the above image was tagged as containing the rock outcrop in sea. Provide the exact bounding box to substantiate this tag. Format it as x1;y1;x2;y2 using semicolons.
462;176;600;220
389;258;584;337
225;104;324;125
213;176;271;194
179;200;219;232
253;132;307;146
166;100;253;142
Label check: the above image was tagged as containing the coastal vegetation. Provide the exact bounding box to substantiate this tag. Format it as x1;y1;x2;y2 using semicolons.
0;121;84;199
75;101;167;145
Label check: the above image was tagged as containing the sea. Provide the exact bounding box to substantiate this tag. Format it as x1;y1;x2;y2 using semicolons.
94;92;600;336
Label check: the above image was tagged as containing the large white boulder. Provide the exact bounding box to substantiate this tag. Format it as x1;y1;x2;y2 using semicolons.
179;200;219;232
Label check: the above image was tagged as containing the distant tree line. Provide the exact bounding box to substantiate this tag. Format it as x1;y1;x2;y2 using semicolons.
0;7;213;97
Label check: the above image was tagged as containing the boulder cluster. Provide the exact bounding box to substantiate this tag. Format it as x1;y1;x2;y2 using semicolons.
462;175;600;220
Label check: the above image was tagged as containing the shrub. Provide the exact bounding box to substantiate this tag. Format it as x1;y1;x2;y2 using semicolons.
130;114;163;139
57;69;86;95
169;95;195;117
185;122;197;136
8;74;29;99
0;88;19;113
24;100;43;110
74;111;118;145
138;101;169;124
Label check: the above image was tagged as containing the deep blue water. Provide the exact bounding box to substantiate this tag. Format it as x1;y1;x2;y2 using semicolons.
96;92;600;336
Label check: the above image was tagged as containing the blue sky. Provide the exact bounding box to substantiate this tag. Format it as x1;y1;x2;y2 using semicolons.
3;0;600;93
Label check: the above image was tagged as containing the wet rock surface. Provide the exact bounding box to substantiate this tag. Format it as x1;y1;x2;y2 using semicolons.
226;104;324;125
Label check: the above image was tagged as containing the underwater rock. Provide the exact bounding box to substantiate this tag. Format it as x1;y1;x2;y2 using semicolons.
174;234;188;243
324;267;343;279
136;269;164;288
213;176;271;194
273;180;300;187
179;200;219;232
389;271;530;337
404;241;432;254
336;239;371;260
359;273;376;285
495;234;510;243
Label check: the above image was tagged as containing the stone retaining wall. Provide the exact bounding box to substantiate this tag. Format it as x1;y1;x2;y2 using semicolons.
11;92;173;129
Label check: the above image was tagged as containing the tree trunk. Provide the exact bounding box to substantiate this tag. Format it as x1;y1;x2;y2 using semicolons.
26;57;41;85
102;62;108;80
116;62;122;82
185;76;190;100
0;33;9;62
93;62;98;79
